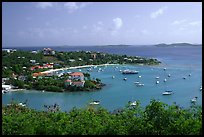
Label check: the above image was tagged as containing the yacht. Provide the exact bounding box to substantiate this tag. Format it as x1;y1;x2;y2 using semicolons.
162;90;173;95
122;69;139;74
89;101;100;105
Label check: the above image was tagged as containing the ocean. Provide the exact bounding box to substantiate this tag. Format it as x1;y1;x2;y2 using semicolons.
2;45;202;111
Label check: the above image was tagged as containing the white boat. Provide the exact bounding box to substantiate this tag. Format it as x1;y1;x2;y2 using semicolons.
162;90;173;95
200;86;202;91
188;73;191;76
89;101;100;105
129;101;137;106
191;97;198;103
164;68;166;71
164;79;167;82
112;76;115;79
138;75;142;78
122;69;139;74
136;83;144;87
123;78;127;81
156;81;159;84
155;77;159;79
18;102;26;107
134;81;140;84
168;74;171;77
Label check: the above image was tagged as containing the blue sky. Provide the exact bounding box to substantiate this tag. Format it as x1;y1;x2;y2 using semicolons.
2;2;202;47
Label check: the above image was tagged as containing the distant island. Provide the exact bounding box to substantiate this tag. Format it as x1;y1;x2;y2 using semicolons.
154;43;202;47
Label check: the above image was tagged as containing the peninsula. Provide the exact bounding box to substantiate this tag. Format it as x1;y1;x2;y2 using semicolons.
2;48;160;92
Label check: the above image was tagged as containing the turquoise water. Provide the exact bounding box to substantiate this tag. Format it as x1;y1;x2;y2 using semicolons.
2;46;202;111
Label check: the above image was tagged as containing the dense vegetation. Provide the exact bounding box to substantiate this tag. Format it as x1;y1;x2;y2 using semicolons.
2;100;202;135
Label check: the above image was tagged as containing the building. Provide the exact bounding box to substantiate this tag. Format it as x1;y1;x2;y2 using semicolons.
91;53;97;59
69;72;84;81
43;48;55;55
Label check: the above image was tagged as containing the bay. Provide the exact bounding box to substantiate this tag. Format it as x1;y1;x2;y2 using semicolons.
2;45;202;111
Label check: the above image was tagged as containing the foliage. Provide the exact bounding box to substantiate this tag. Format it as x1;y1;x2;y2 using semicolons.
2;100;202;135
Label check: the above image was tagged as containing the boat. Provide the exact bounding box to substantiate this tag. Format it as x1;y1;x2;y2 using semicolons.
112;76;115;79
134;81;140;84
136;83;144;87
191;97;198;103
129;101;137;106
168;74;171;77
164;79;167;82
122;69;139;74
138;75;142;78
183;77;186;79
200;86;202;91
18;102;26;107
162;90;173;95
123;78;127;81
188;73;191;76
164;68;166;71
156;80;159;84
89;101;100;105
155;77;159;79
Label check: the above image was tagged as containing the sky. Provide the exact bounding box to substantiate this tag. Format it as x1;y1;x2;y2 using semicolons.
2;2;202;47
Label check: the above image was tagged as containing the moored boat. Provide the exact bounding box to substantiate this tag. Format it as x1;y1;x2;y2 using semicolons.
89;101;100;105
122;69;139;74
162;90;173;95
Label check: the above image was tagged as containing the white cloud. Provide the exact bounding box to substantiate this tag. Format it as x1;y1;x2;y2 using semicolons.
36;2;53;9
113;17;123;30
64;2;92;13
189;21;202;26
171;19;187;25
150;6;167;19
93;21;104;32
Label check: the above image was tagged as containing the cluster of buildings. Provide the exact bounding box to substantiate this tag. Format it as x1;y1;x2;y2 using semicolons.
65;72;85;87
30;63;54;71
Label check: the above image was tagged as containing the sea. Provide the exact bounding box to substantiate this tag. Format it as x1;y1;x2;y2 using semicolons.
2;45;202;112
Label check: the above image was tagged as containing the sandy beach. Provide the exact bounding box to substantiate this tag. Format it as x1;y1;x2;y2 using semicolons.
41;64;119;74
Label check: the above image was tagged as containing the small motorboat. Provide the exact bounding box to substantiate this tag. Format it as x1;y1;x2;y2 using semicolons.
164;79;167;82
200;86;202;91
183;77;186;79
168;74;171;77
188;73;191;76
155;77;159;79
112;76;115;79
134;81;140;84
123;78;127;81
162;90;173;95
156;81;159;84
136;83;144;87
138;76;142;78
191;97;198;103
90;101;100;105
164;68;166;71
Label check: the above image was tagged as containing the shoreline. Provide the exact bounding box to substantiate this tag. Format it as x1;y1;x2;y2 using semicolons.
41;63;119;74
